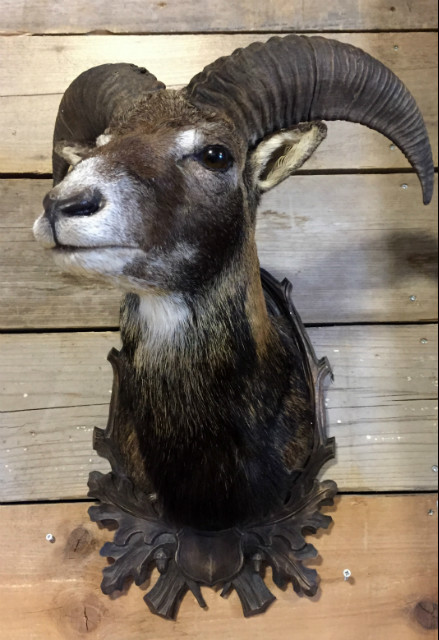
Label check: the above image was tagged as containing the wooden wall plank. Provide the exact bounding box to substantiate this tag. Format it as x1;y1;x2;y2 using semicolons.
0;496;437;639
0;326;437;501
0;179;119;331
258;173;438;324
0;0;437;34
1;174;436;330
0;33;437;174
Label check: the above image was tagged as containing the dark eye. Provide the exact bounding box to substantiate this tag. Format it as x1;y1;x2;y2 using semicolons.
197;146;234;172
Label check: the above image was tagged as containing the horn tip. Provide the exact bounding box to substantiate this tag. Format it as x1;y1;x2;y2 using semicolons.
423;191;433;206
421;173;435;205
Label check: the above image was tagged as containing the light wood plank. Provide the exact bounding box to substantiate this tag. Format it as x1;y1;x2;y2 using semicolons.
0;0;437;34
0;179;119;331
0;33;437;174
0;326;437;501
258;173;438;324
1;174;436;330
0;496;437;639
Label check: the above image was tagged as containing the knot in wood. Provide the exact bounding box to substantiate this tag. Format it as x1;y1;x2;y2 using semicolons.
414;600;438;630
65;526;95;559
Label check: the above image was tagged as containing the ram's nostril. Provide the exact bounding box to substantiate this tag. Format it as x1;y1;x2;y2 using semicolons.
43;190;103;219
59;191;103;217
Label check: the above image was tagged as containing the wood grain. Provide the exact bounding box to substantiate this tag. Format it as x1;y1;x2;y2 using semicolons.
0;6;437;638
0;0;437;34
1;173;436;330
0;179;119;331
0;325;437;501
0;496;437;639
0;33;437;174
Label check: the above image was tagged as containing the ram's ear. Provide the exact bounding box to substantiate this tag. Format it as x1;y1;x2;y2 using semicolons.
251;122;327;193
54;141;93;167
54;133;113;167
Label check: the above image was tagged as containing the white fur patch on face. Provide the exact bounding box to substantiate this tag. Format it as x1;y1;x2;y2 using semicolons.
175;129;202;155
52;247;145;286
33;214;56;249
33;156;147;285
48;157;141;249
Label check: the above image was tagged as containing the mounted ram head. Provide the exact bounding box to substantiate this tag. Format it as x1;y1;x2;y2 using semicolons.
33;36;434;530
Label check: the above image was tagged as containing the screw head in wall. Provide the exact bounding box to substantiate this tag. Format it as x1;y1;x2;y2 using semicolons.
46;533;56;543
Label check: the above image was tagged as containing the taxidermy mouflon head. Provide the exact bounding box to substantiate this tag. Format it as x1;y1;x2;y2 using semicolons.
33;36;434;529
34;35;433;297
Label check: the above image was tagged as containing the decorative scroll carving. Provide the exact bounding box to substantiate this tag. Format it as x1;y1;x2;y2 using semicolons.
88;270;337;619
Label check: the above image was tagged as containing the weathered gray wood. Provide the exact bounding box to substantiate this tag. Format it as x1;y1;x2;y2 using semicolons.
0;326;437;501
0;180;120;330
0;496;437;639
0;33;437;173
0;0;437;34
1;174;436;330
258;173;438;324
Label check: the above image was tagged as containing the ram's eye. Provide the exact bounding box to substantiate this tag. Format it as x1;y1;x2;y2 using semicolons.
197;146;234;172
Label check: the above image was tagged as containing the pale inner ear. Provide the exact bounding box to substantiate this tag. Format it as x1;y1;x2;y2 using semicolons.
96;133;113;147
54;141;94;166
53;132;112;168
252;122;327;192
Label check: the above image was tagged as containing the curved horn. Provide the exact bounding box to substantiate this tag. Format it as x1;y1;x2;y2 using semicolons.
186;36;434;204
52;63;165;185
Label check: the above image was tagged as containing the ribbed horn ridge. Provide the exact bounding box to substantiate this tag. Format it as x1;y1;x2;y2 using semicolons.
186;35;434;204
53;63;165;185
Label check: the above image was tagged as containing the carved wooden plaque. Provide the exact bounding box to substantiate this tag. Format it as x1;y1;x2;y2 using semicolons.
88;270;337;619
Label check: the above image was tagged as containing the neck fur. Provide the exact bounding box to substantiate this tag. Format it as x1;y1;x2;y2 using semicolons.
116;255;303;529
120;255;272;375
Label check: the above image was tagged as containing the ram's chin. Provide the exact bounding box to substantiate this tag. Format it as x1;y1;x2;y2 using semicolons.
52;246;144;289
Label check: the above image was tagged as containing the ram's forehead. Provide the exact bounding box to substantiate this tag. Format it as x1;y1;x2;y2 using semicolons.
99;89;248;166
115;91;207;132
115;90;238;138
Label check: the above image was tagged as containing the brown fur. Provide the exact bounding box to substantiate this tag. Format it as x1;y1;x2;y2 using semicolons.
39;90;318;530
38;40;434;529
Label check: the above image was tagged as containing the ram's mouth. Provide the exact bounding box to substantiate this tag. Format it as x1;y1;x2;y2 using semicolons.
52;244;140;252
49;244;147;284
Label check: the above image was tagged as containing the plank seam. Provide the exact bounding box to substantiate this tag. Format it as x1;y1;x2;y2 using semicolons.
2;490;437;507
1;321;437;335
1;168;438;181
0;403;110;415
1;28;437;36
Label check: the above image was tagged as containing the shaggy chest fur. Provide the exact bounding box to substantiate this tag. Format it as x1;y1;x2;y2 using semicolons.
116;290;314;530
